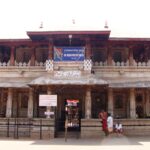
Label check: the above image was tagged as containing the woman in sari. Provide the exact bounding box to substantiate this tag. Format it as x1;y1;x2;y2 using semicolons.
99;110;108;136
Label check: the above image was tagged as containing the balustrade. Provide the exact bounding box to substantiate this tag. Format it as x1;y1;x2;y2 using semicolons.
1;59;150;68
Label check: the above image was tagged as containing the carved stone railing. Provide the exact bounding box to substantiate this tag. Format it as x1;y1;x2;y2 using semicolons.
0;61;10;66
93;61;107;66
112;60;129;66
1;59;150;68
15;60;31;67
93;59;150;67
35;61;46;66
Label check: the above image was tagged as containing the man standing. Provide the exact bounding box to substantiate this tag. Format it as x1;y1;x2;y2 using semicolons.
107;113;113;134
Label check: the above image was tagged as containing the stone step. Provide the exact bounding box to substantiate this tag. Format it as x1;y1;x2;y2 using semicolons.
56;131;80;138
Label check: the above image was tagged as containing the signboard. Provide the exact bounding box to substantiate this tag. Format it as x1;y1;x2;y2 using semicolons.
39;95;57;106
54;47;85;61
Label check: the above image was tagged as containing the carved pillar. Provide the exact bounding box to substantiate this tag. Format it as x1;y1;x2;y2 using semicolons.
28;88;34;118
130;88;136;118
145;89;150;116
129;46;134;66
10;46;15;66
85;38;91;59
48;39;53;60
85;86;91;119
47;86;52;118
107;45;112;66
6;88;13;118
108;88;114;116
30;47;35;66
12;90;17;117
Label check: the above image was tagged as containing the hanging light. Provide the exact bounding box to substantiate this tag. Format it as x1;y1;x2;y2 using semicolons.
68;34;72;45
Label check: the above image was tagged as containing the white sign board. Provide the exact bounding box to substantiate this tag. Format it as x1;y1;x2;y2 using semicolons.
39;95;57;106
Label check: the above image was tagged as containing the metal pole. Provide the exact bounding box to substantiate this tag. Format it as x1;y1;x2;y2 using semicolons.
65;117;68;142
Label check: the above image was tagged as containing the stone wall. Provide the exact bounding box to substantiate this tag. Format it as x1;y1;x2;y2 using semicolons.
81;119;150;138
0;118;55;139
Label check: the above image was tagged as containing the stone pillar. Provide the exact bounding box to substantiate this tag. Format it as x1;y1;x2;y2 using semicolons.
129;46;134;66
108;88;114;116
107;45;112;66
145;89;150;116
10;46;15;66
47;87;52;118
48;38;53;60
28;88;34;118
6;88;13;118
85;86;91;119
12;91;17;117
30;47;35;66
85;38;91;59
130;88;136;118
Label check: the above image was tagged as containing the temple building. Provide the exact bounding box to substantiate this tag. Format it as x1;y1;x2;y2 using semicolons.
0;29;150;139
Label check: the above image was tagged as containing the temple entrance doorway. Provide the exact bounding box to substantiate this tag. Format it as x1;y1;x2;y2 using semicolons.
55;86;84;135
92;89;107;118
136;89;144;118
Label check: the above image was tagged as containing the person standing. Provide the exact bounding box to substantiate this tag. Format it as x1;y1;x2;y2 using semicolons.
107;113;113;134
99;110;108;136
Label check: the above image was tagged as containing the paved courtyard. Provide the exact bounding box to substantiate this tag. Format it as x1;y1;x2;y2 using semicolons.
0;135;150;150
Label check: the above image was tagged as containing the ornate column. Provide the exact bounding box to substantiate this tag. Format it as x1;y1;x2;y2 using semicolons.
47;86;52;118
30;47;35;66
28;88;34;118
129;45;134;66
10;46;15;66
108;88;114;116
85;86;91;119
145;89;150;116
130;88;136;118
107;45;112;66
6;88;13;118
48;38;53;60
85;38;91;59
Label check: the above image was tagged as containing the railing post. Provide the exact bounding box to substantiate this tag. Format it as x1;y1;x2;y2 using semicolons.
40;119;42;139
7;118;9;137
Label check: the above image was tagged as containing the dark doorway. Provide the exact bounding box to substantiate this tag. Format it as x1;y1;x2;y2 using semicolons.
65;99;80;131
92;91;107;118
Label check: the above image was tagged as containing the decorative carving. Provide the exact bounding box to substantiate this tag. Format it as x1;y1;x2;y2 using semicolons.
54;71;81;78
46;59;54;71
84;59;92;71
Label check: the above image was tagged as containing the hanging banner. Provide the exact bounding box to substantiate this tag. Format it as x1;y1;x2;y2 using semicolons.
54;47;85;61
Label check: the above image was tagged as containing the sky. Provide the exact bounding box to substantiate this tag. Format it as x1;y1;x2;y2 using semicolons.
0;0;150;39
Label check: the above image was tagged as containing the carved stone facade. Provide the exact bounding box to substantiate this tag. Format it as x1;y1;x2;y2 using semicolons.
0;30;150;138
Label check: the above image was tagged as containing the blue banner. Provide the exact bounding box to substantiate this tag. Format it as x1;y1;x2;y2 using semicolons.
54;47;85;61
